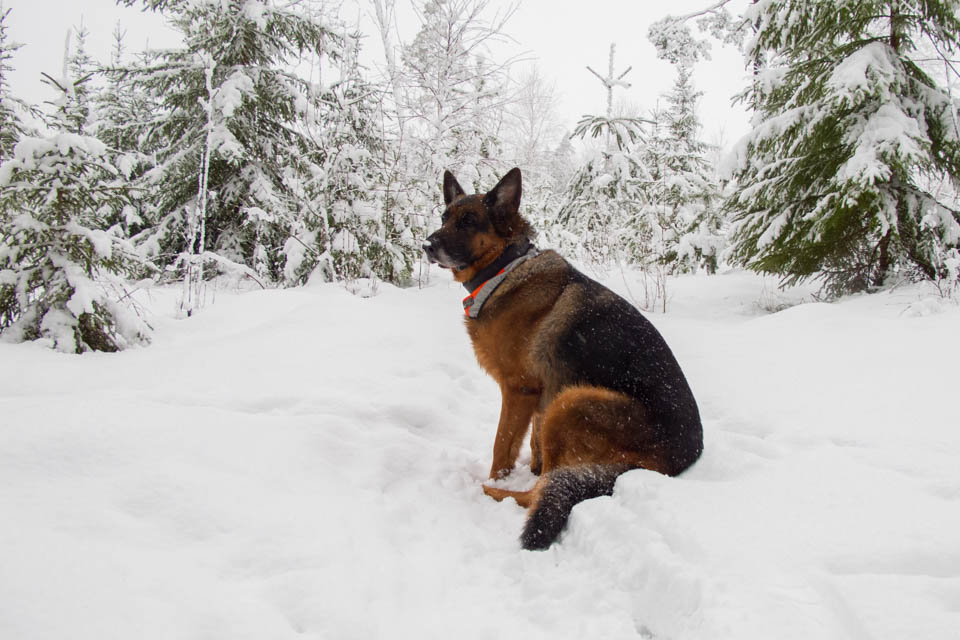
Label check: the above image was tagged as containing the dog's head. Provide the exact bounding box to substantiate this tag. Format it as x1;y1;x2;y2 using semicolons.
422;167;531;283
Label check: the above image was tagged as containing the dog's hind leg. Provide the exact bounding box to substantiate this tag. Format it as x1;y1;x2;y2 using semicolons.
516;385;654;550
529;412;543;475
481;485;536;508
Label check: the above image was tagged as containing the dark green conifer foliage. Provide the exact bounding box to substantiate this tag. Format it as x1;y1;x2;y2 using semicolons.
0;32;145;352
118;0;342;282
727;0;960;295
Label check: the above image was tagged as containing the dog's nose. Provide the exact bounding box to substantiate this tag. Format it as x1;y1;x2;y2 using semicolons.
422;239;438;261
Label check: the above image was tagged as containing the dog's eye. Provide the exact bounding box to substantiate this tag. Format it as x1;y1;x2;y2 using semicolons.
460;212;475;226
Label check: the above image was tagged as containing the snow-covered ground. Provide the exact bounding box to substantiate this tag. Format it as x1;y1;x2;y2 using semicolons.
1;269;958;639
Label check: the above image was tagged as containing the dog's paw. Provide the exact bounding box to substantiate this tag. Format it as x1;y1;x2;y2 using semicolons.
482;483;532;507
489;467;512;481
482;484;510;501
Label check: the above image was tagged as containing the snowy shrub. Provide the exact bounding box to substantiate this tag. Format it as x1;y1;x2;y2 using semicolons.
0;30;151;353
0;134;149;352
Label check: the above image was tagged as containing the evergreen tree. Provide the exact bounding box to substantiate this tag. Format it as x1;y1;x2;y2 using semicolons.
97;25;132;152
555;44;667;272
645;64;724;274
0;6;34;163
557;115;650;267
0;43;147;352
726;0;960;295
59;22;96;135
529;132;575;249
96;25;157;238
285;34;416;287
118;0;341;309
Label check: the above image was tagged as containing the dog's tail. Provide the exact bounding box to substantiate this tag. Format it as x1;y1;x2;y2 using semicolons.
520;463;633;550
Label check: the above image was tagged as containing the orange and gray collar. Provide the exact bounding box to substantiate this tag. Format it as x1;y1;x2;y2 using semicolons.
461;240;539;318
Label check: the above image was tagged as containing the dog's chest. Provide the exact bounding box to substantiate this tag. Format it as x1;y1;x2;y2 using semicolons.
465;311;537;385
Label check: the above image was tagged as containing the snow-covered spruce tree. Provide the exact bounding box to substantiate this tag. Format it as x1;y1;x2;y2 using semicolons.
97;25;133;153
59;22;97;134
634;107;676;277
557;115;651;267
0;46;147;352
118;0;341;302
529;132;576;249
726;0;960;296
96;25;158;239
0;6;34;163
647;9;725;275
644;64;724;274
284;34;416;287
548;132;576;192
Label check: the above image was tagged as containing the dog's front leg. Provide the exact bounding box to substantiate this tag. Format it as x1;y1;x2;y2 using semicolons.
489;386;539;479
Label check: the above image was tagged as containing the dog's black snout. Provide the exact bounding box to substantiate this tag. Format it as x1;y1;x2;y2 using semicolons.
422;237;439;261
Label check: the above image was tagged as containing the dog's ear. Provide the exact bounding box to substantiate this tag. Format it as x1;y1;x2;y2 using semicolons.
483;167;522;220
443;170;466;206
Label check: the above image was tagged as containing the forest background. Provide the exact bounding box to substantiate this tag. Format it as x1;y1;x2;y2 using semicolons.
1;0;958;352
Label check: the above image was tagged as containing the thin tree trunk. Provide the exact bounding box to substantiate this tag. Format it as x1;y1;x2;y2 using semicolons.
874;230;892;287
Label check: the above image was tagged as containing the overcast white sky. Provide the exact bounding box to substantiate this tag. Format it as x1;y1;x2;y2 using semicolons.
2;0;751;148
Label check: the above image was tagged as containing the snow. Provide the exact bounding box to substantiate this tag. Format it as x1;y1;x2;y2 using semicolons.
828;41;894;101
835;102;924;187
1;270;959;639
215;70;254;119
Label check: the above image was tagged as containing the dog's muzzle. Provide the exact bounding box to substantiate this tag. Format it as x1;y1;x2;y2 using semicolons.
422;238;439;263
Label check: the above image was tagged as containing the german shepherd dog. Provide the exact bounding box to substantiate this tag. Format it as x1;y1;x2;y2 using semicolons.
423;168;703;550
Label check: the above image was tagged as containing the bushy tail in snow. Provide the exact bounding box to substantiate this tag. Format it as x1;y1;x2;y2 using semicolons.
520;464;633;551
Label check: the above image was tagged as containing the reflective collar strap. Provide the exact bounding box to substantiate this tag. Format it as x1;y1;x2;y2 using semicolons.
461;243;539;319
